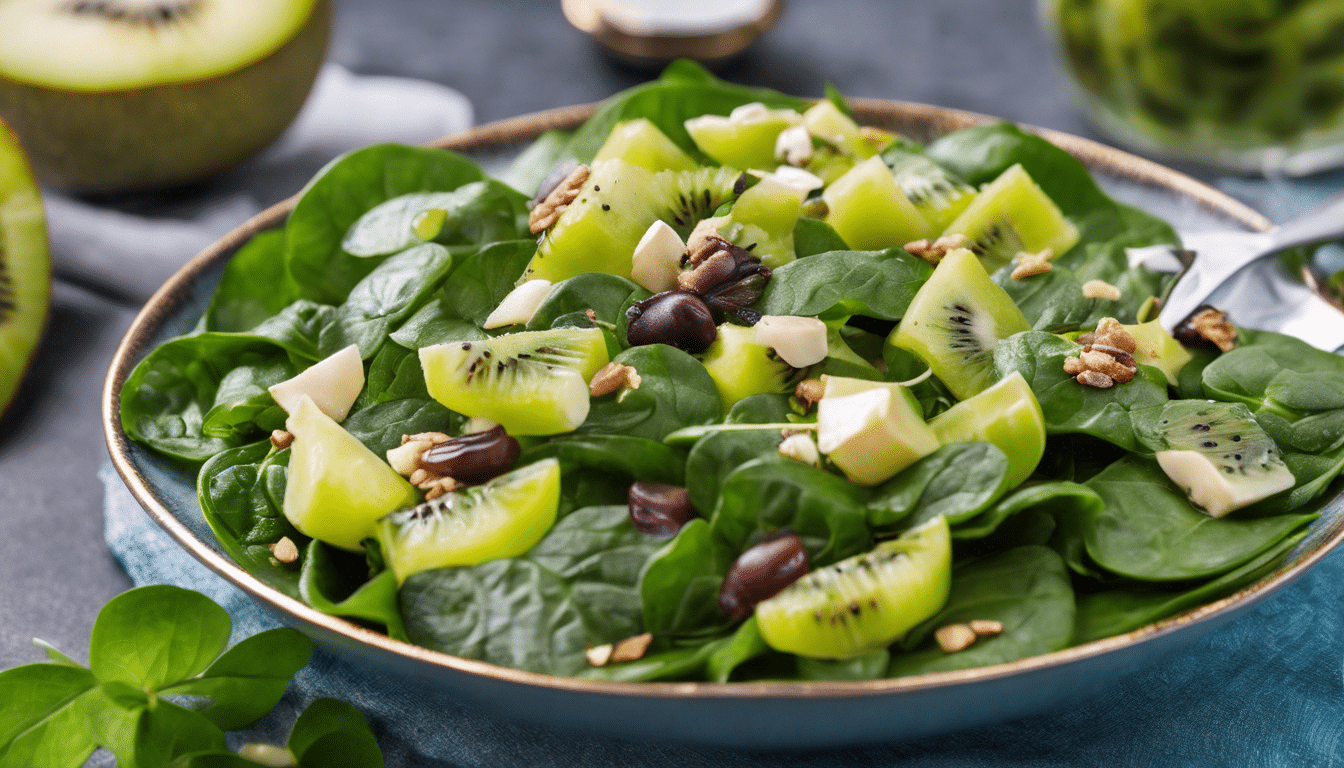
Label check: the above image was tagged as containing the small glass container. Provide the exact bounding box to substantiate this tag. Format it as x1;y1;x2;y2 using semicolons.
1041;0;1344;175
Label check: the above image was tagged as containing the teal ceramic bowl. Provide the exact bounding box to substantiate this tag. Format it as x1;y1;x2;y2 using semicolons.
103;101;1344;749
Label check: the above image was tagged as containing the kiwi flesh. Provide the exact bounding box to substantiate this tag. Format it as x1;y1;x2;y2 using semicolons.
700;324;800;412
941;164;1080;271
0;0;330;192
1142;401;1296;518
822;156;931;250
889;248;1030;401
593;118;698;173
755;516;951;660
419;327;609;436
375;458;562;584
522;162;740;284
0;118;48;417
881;146;977;232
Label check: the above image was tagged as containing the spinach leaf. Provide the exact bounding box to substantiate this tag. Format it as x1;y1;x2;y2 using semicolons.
501;128;573;198
868;442;1011;533
341;398;460;457
249;300;342;363
122;334;292;462
705;617;772;682
300;543;406;641
712;456;872;567
205;229;299;333
797;650;890;682
526;273;644;331
360;344;431;405
576;643;717;684
331;242;456;358
401;505;665;675
685;394;793;513
389;239;535;346
341;182;530;258
954;480;1103;540
638;518;737;639
793;217;850;258
198;443;304;598
520;434;686;486
285;144;487;304
758;248;932;320
200;358;295;444
993;330;1169;451
993;262;1097;332
1074;528;1308;643
578;344;721;441
889;546;1075;675
88;586;232;689
1082;456;1315;581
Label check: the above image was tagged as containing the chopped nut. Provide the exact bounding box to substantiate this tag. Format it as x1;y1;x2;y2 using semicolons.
589;362;641;397
611;633;654;663
903;233;969;266
270;430;294;450
528;164;589;234
1010;248;1054;280
795;378;825;407
1077;370;1115;388
778;433;821;467
422;476;464;501
969;619;1004;637
388;432;452;477
1092;317;1138;355
586;644;614;667
1063;356;1086;376
585;308;597;323
1176;306;1238;353
1080;350;1135;383
1082;279;1121;301
935;623;978;653
269;536;299;565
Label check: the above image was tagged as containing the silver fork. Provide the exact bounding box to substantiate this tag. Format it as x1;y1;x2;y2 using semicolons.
1156;190;1344;352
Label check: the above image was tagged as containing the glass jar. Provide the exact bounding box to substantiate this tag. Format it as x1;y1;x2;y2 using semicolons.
1041;0;1344;175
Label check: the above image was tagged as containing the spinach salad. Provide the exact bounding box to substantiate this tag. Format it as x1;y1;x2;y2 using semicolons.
121;62;1344;683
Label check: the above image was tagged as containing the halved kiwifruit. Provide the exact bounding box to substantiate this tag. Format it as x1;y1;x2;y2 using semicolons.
0;118;49;418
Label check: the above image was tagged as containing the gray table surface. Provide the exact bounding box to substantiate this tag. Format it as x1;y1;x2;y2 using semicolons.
0;0;1148;680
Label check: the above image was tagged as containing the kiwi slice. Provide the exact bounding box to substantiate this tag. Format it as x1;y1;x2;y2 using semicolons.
755;516;951;660
522;162;740;283
0;119;48;416
593;118;698;173
700;324;800;412
419;328;609;436
888;248;1030;401
881;147;977;232
941;164;1080;270
284;396;419;552
683;103;802;170
1142;401;1296;518
0;0;329;192
376;458;562;584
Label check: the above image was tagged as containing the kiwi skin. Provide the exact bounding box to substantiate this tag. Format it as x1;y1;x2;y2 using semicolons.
0;0;330;192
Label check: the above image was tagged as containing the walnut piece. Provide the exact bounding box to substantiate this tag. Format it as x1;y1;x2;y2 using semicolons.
589;362;641;397
388;431;464;499
1178;306;1238;352
270;430;294;449
935;624;978;653
903;233;969;266
1065;317;1138;388
528;164;589;234
1082;279;1121;301
1010;248;1054;280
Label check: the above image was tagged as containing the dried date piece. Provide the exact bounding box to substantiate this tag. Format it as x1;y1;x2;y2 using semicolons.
628;481;696;537
418;425;521;485
719;532;809;620
625;290;718;353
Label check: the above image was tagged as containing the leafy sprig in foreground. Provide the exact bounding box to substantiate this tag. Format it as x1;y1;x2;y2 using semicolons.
0;585;383;768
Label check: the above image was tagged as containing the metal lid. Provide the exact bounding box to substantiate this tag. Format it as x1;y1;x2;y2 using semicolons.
562;0;783;63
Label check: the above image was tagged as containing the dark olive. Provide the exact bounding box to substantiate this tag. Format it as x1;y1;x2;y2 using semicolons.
625;290;718;353
628;481;696;537
419;425;521;484
718;532;809;620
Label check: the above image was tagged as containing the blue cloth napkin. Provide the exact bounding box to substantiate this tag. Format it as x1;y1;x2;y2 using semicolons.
101;461;1344;768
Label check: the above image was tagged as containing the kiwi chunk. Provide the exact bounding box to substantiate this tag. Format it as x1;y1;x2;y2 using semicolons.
419;328;609;436
1141;401;1296;518
755;516;951;660
0;119;48;416
593;118;698;173
928;371;1046;488
376;458;562;584
700;324;800;412
942;164;1080;270
684;103;802;170
889;248;1030;401
522;162;739;283
882;146;977;232
823;157;932;250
